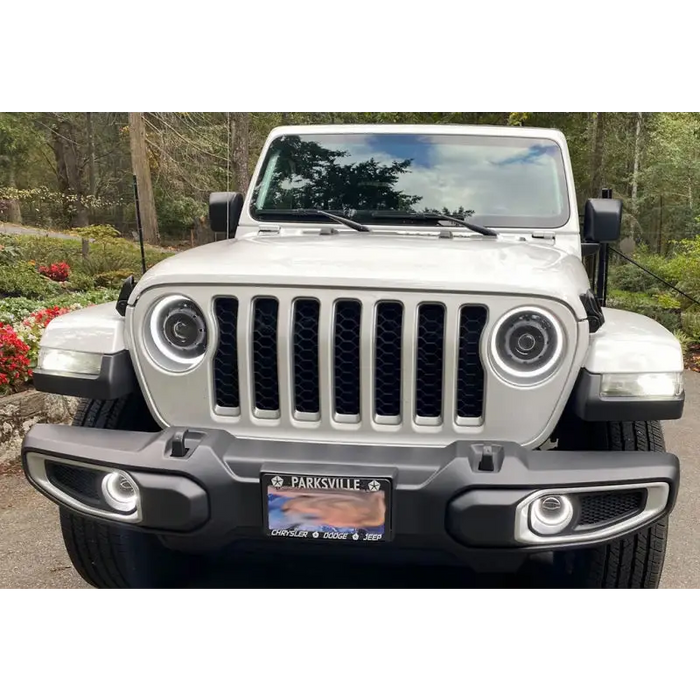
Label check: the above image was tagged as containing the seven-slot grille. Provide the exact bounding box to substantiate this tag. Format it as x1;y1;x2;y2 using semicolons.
213;295;487;425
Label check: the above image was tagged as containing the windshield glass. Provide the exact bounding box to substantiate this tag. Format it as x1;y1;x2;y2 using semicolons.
250;132;570;229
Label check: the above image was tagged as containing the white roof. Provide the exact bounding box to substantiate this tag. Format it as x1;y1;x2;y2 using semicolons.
268;123;566;141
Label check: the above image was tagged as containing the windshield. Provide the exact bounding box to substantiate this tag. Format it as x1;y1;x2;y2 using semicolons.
250;132;570;229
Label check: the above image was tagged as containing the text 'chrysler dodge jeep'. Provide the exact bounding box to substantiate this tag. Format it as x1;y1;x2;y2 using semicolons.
22;125;684;588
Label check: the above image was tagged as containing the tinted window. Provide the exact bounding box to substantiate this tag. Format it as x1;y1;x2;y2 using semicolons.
251;133;570;229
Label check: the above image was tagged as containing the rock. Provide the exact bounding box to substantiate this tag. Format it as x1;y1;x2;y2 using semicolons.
0;389;78;465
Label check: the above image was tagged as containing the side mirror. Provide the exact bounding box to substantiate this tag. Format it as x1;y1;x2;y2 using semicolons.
209;192;244;237
583;198;622;243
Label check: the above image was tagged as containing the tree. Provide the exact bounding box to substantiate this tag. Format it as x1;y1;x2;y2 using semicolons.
128;112;159;244
0;113;41;224
230;112;252;194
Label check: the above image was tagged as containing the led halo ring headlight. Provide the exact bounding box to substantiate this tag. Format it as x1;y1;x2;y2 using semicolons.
490;306;565;383
145;294;208;371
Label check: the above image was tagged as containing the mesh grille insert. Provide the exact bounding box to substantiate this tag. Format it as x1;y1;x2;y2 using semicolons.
334;300;362;416
293;299;320;414
46;462;101;503
416;304;445;418
457;306;487;418
374;302;403;417
579;490;645;527
252;298;280;412
214;297;240;409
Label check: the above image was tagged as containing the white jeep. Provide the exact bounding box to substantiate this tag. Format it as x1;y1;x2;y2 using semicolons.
22;124;684;588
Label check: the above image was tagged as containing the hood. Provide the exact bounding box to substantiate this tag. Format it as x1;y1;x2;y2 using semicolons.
135;232;592;317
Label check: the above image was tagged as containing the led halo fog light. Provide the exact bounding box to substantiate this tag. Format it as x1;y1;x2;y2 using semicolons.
490;306;565;383
146;294;208;371
101;472;139;513
530;494;574;536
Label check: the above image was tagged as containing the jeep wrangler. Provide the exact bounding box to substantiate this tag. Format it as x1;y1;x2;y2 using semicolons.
22;124;684;588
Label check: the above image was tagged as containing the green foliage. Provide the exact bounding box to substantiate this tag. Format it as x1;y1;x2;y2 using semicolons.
64;271;96;291
93;269;134;288
0;241;21;264
673;330;693;354
681;312;700;341
0;262;58;298
0;233;172;276
0;289;119;326
71;224;122;241
77;248;133;276
153;184;205;237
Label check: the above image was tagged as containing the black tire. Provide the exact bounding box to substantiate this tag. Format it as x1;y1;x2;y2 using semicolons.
554;419;669;589
59;394;197;589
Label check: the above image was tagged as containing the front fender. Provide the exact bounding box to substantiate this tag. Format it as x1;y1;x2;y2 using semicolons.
33;302;136;400
571;308;685;422
584;308;684;374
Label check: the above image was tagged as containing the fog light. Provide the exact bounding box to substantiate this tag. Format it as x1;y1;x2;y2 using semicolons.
530;494;574;536
101;472;139;513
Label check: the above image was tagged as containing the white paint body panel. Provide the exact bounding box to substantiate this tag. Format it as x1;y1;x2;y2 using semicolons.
130;234;593;317
584;308;684;374
41;303;126;355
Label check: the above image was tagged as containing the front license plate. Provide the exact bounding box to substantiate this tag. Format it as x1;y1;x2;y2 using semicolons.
261;473;392;543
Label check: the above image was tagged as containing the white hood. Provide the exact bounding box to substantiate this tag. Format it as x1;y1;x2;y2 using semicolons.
135;232;592;318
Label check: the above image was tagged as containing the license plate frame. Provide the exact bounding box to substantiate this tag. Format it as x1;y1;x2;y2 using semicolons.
261;472;393;543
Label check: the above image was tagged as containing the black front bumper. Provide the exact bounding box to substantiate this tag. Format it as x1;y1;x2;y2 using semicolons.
22;424;680;569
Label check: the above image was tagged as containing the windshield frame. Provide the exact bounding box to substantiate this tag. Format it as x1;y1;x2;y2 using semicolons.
247;131;573;231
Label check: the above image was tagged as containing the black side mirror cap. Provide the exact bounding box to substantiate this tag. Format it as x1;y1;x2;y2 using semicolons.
209;192;244;236
583;198;622;243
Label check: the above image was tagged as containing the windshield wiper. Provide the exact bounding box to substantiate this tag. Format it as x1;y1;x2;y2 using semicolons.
314;210;371;232
371;211;498;237
254;208;371;233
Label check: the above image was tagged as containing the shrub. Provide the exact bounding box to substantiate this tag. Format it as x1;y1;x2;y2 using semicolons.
15;306;73;368
674;330;693;355
0;324;31;395
681;312;700;341
39;261;71;282
64;271;95;292
0;289;119;325
77;248;133;276
71;224;122;242
0;262;58;298
0;242;21;264
93;269;134;289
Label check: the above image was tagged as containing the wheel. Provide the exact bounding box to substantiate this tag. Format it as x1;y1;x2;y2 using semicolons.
554;419;669;589
59;394;198;589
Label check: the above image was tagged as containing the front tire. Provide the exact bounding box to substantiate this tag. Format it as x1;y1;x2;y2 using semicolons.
554;419;670;589
59;394;197;589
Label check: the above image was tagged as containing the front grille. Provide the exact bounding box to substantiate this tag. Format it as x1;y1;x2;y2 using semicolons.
578;490;645;527
212;294;487;428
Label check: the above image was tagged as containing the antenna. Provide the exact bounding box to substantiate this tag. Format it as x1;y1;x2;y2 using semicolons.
132;174;147;275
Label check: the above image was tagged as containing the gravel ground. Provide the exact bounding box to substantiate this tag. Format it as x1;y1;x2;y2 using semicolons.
1;372;698;589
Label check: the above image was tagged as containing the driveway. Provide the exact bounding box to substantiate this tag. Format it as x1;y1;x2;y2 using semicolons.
1;372;698;588
0;222;78;240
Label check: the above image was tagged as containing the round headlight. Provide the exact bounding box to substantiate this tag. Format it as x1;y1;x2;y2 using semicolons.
146;295;208;371
490;307;564;382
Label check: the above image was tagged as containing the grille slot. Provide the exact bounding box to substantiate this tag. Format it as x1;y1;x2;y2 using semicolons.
457;306;487;419
416;304;445;419
334;300;362;416
375;302;403;417
293;299;320;415
214;297;240;409
578;490;645;527
252;297;280;413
